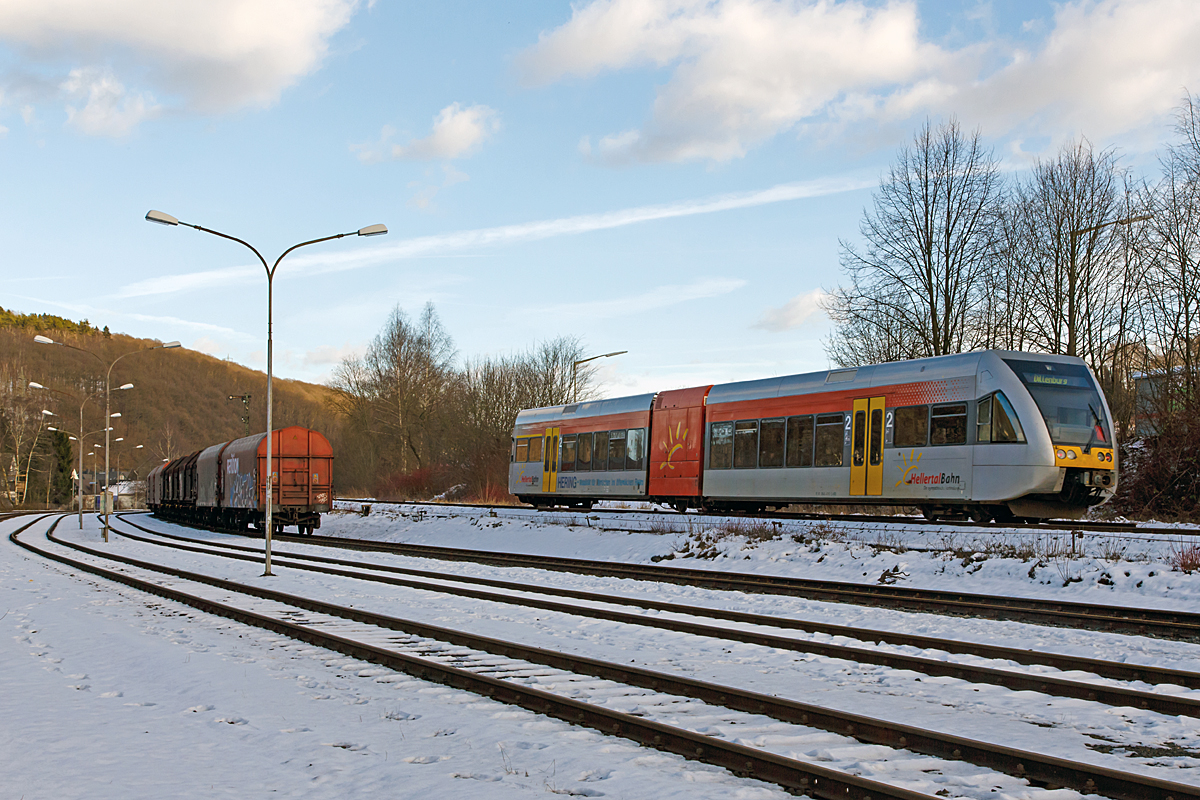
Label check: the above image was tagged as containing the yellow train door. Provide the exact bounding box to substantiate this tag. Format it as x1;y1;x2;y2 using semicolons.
850;397;886;496
542;427;560;494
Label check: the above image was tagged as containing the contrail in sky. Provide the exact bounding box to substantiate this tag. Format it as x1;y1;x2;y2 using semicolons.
118;172;873;298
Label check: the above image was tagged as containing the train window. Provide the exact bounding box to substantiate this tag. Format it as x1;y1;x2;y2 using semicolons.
786;416;814;467
593;432;608;471
577;431;592;471
814;413;844;467
893;406;928;448
608;429;627;470
734;421;758;468
930;403;968;445
561;434;577;471
759;418;785;467
550;435;558;472
869;408;883;466
976;395;992;443
528;436;543;464
978;392;1026;443
852;409;867;467
626;428;645;471
515;438;528;463
709;422;734;469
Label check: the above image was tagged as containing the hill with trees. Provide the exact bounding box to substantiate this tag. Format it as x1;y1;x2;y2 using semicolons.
0;308;338;507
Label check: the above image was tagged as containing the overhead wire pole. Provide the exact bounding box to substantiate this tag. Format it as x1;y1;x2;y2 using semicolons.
145;210;387;576
33;336;180;540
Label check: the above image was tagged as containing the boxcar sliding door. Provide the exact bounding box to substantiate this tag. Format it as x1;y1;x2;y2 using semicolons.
850;397;886;496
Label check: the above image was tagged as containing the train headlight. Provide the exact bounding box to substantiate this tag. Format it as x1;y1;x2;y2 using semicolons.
1066;450;1077;459
1056;449;1067;459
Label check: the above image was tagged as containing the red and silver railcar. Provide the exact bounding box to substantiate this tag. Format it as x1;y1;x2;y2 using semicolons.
510;351;1117;521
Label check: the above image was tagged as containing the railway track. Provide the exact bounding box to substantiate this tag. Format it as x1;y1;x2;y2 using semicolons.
235;522;1200;641
116;514;1200;717
337;497;1198;538
12;514;1200;800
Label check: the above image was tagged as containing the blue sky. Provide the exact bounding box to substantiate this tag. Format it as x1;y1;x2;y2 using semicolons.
1;0;1197;397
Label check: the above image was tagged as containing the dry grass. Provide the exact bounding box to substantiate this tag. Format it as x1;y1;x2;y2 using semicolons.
1169;539;1200;573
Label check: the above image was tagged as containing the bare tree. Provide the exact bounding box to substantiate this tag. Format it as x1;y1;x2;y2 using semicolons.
827;118;1003;363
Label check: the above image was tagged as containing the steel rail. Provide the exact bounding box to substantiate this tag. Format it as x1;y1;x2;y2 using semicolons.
251;529;1200;641
16;517;1200;800
115;513;1200;691
106;517;1200;717
9;516;937;800
335;497;1191;537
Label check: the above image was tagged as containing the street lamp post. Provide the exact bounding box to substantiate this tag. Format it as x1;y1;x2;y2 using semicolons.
34;335;180;541
1066;214;1153;357
145;210;387;577
29;382;93;529
571;351;627;402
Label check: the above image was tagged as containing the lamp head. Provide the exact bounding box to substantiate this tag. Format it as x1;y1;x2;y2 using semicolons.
47;426;57;431
357;224;388;237
28;381;44;389
110;412;122;418
33;335;55;345
135;444;144;449
115;437;124;442
145;210;179;226
118;383;134;390
41;409;55;416
161;342;181;349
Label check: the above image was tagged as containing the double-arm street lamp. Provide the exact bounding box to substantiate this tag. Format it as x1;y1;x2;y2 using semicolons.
34;336;180;540
145;210;387;576
28;383;94;528
571;351;627;403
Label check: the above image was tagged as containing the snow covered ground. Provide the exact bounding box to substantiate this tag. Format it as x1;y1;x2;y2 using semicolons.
4;507;1200;799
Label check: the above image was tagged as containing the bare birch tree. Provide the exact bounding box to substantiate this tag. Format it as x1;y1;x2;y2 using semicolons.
826;118;1003;364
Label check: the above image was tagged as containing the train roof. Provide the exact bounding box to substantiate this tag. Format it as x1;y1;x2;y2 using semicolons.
514;393;655;428
707;350;1090;406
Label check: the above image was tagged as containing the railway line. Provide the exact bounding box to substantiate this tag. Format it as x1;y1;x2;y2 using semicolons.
115;513;1200;717
338;496;1198;538
255;516;1200;641
12;513;1200;800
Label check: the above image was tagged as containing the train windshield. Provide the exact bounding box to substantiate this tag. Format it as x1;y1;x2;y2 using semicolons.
1003;358;1111;447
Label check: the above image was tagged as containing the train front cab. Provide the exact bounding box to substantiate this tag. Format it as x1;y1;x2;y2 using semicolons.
699;351;1116;520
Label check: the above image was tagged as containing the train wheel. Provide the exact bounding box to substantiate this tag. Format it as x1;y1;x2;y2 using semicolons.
921;508;941;522
968;507;992;524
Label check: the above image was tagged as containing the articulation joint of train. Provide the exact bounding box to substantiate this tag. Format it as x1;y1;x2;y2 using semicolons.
147;426;333;535
510;351;1117;523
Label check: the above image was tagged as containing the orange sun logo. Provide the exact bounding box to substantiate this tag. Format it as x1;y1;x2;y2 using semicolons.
896;449;921;487
660;422;687;471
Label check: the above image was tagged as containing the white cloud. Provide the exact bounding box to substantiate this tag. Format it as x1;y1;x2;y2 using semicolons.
0;0;358;132
519;0;1200;163
519;0;943;162
0;123;7;136
753;288;827;332
115;171;873;297
61;67;157;136
302;342;364;367
529;277;746;321
372;103;500;161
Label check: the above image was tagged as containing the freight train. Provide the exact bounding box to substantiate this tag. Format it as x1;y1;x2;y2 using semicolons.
509;351;1117;521
147;425;333;534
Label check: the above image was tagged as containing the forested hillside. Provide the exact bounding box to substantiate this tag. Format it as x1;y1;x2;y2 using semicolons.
0;308;338;506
